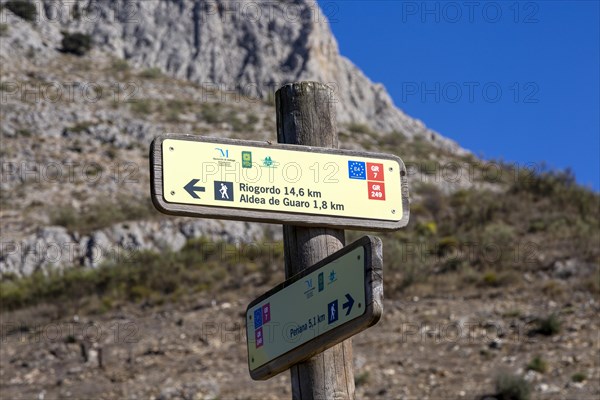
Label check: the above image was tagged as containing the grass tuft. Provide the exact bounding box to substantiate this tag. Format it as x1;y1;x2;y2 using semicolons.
534;314;561;336
49;196;158;234
495;372;531;400
526;356;548;373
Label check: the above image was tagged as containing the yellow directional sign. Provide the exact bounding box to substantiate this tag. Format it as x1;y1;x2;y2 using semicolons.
245;236;383;380
151;135;409;231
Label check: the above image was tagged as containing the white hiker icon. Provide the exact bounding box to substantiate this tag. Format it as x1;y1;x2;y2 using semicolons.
219;183;229;199
330;304;336;320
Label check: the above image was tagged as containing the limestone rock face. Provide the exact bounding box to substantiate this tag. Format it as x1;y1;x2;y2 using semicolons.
0;0;470;276
31;0;461;150
0;219;281;276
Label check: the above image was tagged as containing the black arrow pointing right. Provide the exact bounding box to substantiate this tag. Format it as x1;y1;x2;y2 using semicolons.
184;179;206;199
342;293;354;316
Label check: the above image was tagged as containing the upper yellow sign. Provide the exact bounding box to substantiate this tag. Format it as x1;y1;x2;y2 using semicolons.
151;135;409;230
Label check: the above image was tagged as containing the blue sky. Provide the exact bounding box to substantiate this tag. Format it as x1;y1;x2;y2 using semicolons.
319;1;599;190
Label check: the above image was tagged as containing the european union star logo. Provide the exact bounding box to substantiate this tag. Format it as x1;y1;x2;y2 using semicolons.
348;161;366;180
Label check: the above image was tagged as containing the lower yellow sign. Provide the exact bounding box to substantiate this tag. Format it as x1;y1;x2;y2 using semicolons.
245;236;383;380
151;135;409;231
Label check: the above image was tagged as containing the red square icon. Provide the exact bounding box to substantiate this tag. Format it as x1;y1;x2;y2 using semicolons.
368;181;386;200
367;163;384;181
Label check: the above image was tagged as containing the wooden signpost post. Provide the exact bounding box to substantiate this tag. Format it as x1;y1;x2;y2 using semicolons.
150;81;410;399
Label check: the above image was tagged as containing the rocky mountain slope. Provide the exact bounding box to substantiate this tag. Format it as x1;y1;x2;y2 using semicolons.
5;0;463;149
0;0;474;276
1;1;598;399
1;287;598;399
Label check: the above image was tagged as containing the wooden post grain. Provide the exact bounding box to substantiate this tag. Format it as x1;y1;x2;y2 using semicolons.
276;82;355;400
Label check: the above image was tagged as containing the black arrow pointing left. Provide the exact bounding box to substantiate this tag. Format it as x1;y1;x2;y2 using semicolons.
184;179;206;199
342;293;354;316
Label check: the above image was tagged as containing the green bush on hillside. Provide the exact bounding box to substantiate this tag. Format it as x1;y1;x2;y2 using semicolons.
5;1;37;22
527;356;548;373
61;32;93;56
534;314;561;336
49;196;158;234
139;68;163;79
0;237;284;312
495;372;531;400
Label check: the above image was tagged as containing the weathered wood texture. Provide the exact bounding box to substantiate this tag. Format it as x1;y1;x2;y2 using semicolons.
276;82;355;400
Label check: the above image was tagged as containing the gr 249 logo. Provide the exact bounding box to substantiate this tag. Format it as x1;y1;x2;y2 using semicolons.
368;182;385;200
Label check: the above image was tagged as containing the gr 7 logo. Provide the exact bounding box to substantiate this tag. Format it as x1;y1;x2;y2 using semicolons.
367;163;384;181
